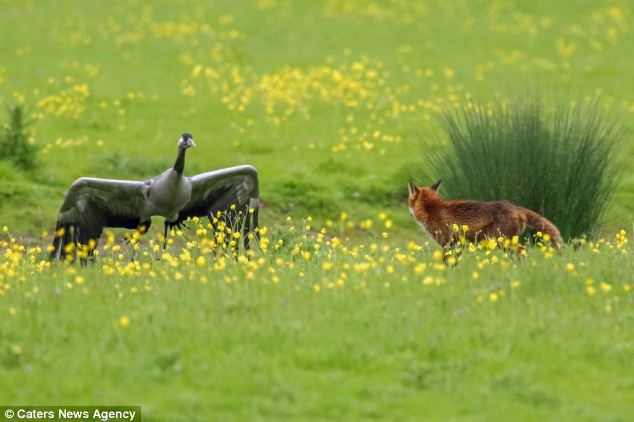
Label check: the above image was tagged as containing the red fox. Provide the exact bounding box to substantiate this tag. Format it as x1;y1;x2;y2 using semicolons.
408;180;563;249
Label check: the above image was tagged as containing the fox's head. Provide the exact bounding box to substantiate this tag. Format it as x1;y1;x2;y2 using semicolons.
407;179;441;217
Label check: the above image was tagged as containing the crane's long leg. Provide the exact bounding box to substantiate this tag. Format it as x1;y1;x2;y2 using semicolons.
243;207;251;251
163;222;169;249
253;206;260;242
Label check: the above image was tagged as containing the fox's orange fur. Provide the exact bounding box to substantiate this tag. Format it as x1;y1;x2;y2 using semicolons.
408;180;562;249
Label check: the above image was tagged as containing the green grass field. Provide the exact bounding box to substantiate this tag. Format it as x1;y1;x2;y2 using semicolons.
1;0;634;420
1;225;633;420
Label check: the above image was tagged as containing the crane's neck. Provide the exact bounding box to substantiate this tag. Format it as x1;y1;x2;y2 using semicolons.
173;146;187;175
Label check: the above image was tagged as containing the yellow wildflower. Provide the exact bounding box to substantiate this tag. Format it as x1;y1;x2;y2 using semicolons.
117;315;130;328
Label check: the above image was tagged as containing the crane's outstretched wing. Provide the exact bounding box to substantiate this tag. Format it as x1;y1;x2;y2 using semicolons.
175;165;259;222
50;177;151;260
170;165;259;248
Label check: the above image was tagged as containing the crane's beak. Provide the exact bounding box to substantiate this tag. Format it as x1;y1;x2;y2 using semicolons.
190;139;197;148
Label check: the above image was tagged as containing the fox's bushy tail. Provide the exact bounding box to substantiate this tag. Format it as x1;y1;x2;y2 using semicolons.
523;209;563;250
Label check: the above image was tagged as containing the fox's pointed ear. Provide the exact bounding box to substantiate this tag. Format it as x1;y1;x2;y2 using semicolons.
408;180;419;196
431;179;442;191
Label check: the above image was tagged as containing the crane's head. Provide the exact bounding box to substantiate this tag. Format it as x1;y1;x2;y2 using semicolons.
178;133;197;149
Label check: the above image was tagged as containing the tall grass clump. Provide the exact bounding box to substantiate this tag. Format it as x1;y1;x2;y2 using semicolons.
422;96;624;240
0;104;38;171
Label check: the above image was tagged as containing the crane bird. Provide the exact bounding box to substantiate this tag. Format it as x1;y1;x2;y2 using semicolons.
49;133;259;261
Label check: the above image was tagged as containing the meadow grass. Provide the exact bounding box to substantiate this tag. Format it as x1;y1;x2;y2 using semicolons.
1;0;634;419
1;222;633;420
1;0;634;234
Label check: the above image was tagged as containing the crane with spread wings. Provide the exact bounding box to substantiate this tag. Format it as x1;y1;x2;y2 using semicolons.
49;133;259;261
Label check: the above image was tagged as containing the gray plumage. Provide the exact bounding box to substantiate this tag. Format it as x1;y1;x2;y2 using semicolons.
50;133;259;261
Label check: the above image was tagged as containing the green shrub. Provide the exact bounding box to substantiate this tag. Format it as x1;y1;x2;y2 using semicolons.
421;96;624;241
0;105;38;171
